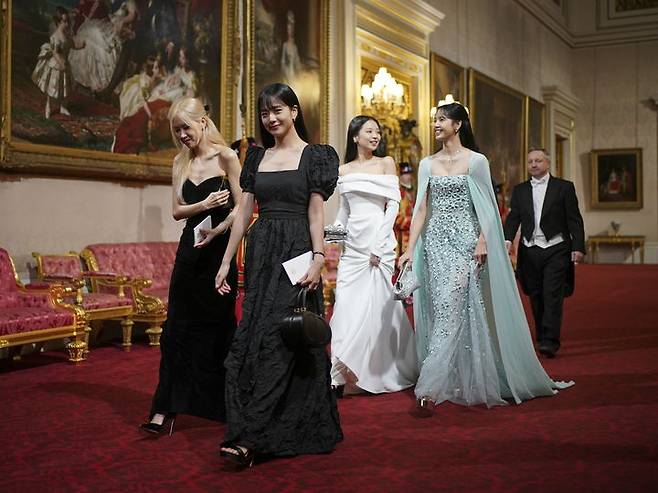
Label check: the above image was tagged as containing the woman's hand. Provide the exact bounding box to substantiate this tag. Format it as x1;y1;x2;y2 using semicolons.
474;236;487;265
298;258;323;291
215;262;232;295
194;222;228;248
398;250;412;268
369;254;381;267
202;189;230;210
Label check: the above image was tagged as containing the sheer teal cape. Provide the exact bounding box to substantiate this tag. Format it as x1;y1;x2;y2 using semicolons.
412;152;573;404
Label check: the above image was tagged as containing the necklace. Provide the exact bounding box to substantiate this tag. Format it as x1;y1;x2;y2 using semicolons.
441;148;462;167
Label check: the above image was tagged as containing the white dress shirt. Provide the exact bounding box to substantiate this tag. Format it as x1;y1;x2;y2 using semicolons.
522;174;564;249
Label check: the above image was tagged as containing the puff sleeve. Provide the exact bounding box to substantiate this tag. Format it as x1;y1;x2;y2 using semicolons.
306;144;339;201
239;146;265;193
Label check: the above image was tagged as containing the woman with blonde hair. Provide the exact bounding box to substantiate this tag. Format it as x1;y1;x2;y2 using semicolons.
140;97;242;435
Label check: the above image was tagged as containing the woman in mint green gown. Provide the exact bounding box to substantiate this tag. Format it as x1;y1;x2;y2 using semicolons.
398;100;572;409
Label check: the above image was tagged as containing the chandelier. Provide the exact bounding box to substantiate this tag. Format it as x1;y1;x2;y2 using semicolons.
361;67;406;117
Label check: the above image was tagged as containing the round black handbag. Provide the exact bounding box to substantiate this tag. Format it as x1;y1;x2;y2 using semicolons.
280;288;332;349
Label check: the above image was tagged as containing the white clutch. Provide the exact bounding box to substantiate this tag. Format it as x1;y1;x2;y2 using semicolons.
324;224;348;243
393;262;420;300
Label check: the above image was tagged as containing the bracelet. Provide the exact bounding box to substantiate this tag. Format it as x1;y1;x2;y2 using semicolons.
312;251;325;258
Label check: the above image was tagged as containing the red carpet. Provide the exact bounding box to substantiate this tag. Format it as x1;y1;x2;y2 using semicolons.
1;264;657;492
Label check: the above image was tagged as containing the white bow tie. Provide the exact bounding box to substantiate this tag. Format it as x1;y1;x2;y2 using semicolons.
531;176;548;187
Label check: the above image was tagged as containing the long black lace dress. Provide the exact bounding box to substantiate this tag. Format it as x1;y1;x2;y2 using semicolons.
149;176;238;422
222;144;343;457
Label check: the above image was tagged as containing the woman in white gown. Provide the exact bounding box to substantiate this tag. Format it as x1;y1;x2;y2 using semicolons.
330;116;418;395
69;0;138;92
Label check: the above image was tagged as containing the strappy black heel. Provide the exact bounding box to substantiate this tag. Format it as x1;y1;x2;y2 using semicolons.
417;396;435;415
139;413;177;436
220;444;255;468
331;384;345;399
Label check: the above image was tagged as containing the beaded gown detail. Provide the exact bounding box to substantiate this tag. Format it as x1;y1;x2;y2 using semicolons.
150;176;237;422
412;152;574;408
415;175;506;406
222;145;343;457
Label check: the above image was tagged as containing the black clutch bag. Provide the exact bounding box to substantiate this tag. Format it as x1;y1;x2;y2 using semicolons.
280;288;332;349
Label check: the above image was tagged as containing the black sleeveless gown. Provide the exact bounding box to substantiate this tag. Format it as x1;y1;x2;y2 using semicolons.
222;144;343;457
150;176;237;422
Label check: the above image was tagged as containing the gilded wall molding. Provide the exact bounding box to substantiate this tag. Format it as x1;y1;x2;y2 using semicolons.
352;0;442;158
542;85;582;180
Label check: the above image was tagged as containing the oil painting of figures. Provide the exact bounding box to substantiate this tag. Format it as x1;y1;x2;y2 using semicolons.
10;0;223;158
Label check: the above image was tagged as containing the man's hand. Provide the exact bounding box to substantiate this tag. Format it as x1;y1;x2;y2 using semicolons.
571;251;584;264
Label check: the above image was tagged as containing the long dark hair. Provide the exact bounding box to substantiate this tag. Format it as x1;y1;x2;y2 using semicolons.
257;83;308;148
343;115;387;163
437;103;479;152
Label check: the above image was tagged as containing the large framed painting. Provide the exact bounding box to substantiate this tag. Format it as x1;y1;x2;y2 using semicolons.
0;0;237;182
430;53;465;107
590;148;643;209
468;69;525;208
429;54;465;153
525;97;545;154
246;0;329;144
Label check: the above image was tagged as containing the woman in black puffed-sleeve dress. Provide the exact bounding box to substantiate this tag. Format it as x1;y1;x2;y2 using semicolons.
215;83;343;466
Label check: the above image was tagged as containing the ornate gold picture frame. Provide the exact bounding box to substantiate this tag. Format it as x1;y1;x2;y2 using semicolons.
591;148;643;209
468;69;525;207
245;0;329;144
0;0;237;183
430;53;466;108
525;97;545;154
429;53;466;153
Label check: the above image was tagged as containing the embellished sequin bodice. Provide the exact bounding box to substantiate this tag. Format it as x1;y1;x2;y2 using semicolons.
415;174;505;406
425;175;480;252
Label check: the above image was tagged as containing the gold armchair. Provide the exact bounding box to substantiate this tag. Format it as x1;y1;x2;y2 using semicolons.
32;252;135;352
0;248;88;364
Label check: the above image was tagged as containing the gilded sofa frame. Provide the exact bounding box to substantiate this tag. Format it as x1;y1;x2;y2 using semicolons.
80;249;166;347
32;251;135;351
1;254;88;363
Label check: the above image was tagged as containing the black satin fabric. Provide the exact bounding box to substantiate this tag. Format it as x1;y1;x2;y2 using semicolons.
222;145;343;457
150;176;237;422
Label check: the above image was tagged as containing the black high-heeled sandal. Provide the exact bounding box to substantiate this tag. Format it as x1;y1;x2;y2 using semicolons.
139;413;177;436
220;444;255;468
331;384;345;399
417;396;435;415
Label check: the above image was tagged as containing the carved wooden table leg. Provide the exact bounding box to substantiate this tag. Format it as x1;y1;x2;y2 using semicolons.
121;317;134;351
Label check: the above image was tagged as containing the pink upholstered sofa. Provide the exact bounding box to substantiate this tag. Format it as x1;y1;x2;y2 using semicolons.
0;248;88;363
80;242;178;346
32;252;134;351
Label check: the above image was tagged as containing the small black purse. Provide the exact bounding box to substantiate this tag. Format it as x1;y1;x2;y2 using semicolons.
280;288;332;349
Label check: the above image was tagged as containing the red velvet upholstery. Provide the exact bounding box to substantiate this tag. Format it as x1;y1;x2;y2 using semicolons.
0;249;19;308
0;248;77;337
0;307;74;335
85;242;177;293
40;255;82;278
75;293;133;311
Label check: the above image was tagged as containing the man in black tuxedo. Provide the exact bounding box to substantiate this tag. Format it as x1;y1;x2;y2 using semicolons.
504;148;585;358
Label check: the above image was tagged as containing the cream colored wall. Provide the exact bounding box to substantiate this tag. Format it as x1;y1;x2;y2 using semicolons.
426;0;658;263
426;0;573;100
573;41;658;263
0;177;183;280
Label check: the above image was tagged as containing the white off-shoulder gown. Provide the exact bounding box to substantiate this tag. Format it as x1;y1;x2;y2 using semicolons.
330;174;418;393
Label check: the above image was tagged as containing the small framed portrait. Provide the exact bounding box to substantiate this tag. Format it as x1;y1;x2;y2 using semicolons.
590;148;643;209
